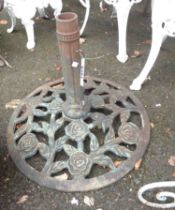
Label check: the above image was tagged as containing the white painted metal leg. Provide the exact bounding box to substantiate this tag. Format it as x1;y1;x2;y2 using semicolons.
114;2;132;63
22;19;35;50
130;26;167;90
79;0;90;36
79;0;87;8
103;0;142;63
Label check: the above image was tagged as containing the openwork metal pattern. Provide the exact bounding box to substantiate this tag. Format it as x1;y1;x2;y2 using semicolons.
7;77;150;191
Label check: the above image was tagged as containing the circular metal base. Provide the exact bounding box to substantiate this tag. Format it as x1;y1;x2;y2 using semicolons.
7;76;150;192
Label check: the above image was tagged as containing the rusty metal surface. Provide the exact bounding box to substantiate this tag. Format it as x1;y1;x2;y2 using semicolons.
56;12;86;119
7;76;150;192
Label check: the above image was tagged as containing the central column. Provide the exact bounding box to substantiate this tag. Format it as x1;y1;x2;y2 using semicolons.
56;12;87;119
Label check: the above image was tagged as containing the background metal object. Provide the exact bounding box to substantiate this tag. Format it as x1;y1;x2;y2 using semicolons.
138;181;175;208
7;12;150;192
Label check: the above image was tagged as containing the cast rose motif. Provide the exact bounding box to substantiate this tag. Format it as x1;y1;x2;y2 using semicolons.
18;133;38;157
65;121;89;141
48;98;63;113
68;152;92;176
118;122;140;144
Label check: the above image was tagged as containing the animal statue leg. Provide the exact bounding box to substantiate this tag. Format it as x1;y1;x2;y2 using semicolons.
79;0;90;35
114;1;132;63
6;8;16;33
130;25;166;90
22;19;35;50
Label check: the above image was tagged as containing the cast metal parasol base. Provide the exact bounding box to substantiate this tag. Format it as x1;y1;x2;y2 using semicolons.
7;76;150;192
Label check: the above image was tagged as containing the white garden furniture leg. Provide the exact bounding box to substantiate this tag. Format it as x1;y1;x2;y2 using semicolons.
4;0;63;50
78;0;90;36
22;19;35;50
113;1;132;63
130;0;175;90
130;25;166;90
103;0;142;63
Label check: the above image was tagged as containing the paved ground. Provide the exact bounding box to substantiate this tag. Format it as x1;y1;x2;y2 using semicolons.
0;1;175;209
